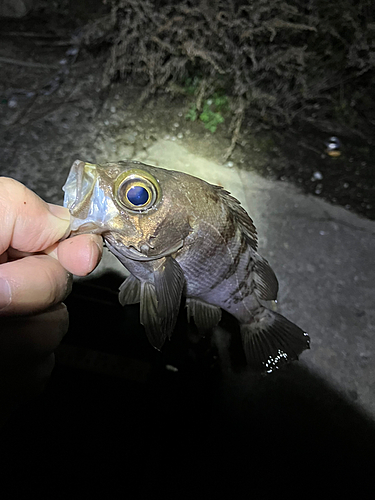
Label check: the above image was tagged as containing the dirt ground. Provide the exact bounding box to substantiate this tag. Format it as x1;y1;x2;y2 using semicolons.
1;2;374;220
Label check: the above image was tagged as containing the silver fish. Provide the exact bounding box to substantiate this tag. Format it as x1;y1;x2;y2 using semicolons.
63;159;309;372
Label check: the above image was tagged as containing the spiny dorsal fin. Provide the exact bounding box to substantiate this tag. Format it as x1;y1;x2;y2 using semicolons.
213;186;258;250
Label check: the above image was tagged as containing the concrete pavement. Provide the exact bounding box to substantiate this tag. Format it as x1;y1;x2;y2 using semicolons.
70;137;375;416
137;139;375;416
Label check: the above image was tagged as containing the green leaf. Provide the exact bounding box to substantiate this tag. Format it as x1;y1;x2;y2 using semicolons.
185;104;198;121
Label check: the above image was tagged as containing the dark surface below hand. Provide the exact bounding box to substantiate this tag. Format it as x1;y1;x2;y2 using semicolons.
1;272;375;499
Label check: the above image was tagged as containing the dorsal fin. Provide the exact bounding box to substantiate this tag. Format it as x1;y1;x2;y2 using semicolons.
213;186;258;250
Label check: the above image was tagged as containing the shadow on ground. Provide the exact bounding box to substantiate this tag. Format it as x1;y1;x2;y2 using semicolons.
1;271;374;498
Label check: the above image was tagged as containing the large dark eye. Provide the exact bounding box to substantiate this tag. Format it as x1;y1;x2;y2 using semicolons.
126;185;150;206
114;169;160;212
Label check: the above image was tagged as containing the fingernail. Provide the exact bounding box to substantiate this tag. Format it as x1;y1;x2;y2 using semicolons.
48;204;72;240
0;278;11;311
60;224;72;242
48;204;71;222
94;239;103;256
89;239;103;271
65;274;73;299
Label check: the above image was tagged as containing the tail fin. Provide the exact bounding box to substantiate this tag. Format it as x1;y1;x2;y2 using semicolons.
240;308;310;372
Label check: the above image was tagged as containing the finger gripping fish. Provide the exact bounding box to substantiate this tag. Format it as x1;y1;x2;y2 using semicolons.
63;159;309;372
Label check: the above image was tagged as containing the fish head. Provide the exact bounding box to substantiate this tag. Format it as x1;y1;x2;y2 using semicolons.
63;159;192;259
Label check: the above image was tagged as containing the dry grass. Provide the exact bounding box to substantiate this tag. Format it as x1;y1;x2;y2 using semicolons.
82;0;375;155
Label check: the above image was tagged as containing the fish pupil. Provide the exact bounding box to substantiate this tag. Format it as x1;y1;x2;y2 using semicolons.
127;185;149;206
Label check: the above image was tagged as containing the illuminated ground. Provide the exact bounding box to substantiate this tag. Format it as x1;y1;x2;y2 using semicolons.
74;136;374;417
146;139;375;413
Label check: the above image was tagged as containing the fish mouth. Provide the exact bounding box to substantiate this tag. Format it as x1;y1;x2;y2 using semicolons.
62;159;92;213
69;221;105;235
63;159;119;230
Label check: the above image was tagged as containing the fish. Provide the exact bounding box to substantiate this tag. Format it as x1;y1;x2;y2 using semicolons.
63;159;310;372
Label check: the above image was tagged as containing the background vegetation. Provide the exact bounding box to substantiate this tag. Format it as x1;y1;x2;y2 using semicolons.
83;0;375;147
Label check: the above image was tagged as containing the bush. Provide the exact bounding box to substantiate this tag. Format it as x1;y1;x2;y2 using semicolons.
83;0;375;142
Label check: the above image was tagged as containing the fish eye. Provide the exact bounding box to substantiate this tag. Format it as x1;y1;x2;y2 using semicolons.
126;185;150;206
114;170;160;212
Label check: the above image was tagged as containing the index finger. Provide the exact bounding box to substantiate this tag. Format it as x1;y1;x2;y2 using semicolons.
0;177;71;255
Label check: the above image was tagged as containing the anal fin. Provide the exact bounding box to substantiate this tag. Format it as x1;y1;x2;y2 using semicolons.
186;298;222;333
240;308;310;372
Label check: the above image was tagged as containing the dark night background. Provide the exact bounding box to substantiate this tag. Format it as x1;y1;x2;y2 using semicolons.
1;1;375;498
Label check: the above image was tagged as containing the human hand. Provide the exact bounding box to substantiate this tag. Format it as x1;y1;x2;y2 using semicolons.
0;177;103;424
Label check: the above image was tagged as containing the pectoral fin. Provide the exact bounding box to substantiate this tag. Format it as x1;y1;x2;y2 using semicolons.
119;274;141;305
153;256;185;338
140;256;185;350
186;298;222;333
140;282;164;349
240;308;310;372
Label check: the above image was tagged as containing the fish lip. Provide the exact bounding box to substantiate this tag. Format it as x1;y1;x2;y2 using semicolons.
69;222;105;236
63;159;86;212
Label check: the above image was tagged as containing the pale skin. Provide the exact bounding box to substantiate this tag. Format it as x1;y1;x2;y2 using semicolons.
0;177;103;425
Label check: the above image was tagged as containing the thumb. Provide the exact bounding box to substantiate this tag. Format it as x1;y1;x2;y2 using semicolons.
0;177;71;253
